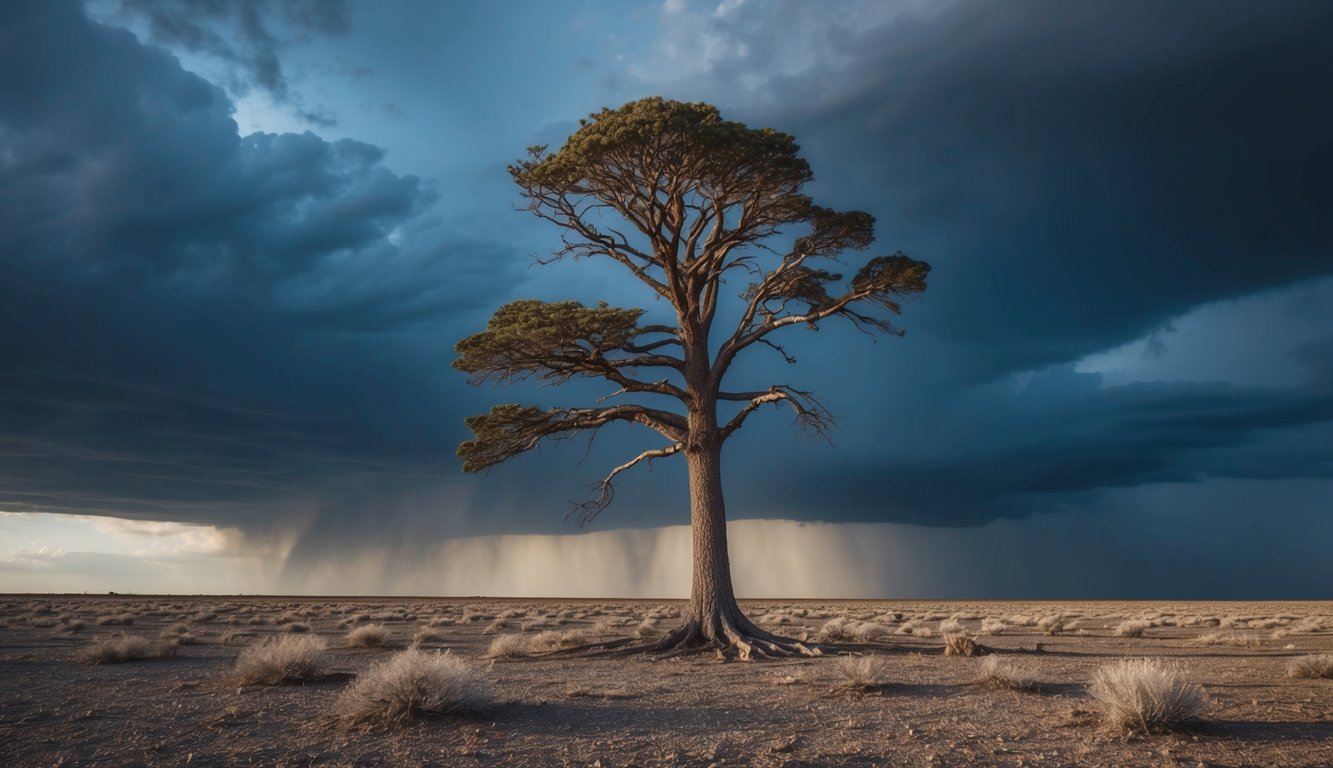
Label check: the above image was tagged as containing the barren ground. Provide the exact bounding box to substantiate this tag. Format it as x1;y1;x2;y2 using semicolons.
0;596;1330;767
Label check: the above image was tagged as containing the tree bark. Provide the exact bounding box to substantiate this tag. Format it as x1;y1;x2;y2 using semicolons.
684;440;747;636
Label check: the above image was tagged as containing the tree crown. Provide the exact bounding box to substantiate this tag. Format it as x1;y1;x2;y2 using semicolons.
457;98;929;520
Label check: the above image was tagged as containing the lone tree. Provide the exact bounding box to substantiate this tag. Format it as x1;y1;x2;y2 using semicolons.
455;98;929;658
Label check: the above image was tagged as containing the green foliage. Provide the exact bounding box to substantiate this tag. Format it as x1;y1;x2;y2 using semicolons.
456;97;931;489
453;300;650;385
457;404;562;473
510;97;812;201
851;254;932;316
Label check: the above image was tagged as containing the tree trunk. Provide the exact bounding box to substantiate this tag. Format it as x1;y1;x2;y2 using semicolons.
684;441;749;638
648;328;821;658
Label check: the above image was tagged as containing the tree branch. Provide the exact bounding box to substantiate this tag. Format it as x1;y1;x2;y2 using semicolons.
459;403;687;473
570;442;683;524
718;386;833;442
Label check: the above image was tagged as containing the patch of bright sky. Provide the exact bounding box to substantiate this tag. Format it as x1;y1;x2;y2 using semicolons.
0;512;274;593
1075;277;1333;388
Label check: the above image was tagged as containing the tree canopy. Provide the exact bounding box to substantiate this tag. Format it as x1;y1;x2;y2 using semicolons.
455;97;929;522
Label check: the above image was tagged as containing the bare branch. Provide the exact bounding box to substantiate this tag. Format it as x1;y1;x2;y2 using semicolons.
570;442;683;524
719;386;834;442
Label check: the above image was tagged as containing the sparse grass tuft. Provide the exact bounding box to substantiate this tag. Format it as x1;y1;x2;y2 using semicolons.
818;617;858;643
335;649;488;727
977;655;1039;691
78;634;165;665
833;655;889;691
347;624;391;648
1088;658;1206;733
483;634;530;659
1114;620;1151;638
1287;654;1333;679
234;634;328;685
412;627;447;647
1195;631;1260;648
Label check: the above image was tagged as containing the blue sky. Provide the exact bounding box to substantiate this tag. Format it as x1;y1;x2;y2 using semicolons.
1;0;1331;597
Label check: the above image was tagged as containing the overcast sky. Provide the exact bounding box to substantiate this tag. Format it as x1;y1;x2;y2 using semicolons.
2;0;1331;598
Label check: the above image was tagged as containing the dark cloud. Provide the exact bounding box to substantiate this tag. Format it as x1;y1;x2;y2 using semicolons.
770;1;1333;378
756;367;1333;526
0;2;526;528
2;0;1332;593
598;0;1333;526
113;0;350;123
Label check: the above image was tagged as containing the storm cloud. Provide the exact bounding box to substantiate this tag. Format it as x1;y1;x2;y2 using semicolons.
0;2;525;531
1;1;1331;596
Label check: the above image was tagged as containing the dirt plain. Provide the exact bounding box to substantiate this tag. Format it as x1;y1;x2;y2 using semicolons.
0;596;1330;768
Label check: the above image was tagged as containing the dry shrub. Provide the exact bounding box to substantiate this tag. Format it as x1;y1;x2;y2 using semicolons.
79;634;165;665
285;622;312;634
939;618;965;635
636;618;659;638
483;618;508;634
978;655;1038;691
818;617;857;643
347;624;391;648
528;629;586;652
980;619;1008;636
1287;654;1333;679
483;633;529;659
95;613;136;626
1195;631;1260;648
1114;620;1151;638
234;634;328;685
412;627;447;647
1037;616;1065;636
943;633;986;657
854;622;889;642
833;655;888;691
1088;658;1206;733
335;649;487;728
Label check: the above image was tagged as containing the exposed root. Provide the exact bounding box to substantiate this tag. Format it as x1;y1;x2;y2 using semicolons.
645;616;828;660
514;613;836;661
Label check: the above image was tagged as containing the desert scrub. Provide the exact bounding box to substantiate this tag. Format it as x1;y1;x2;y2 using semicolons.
411;627;448;647
79;634;168;665
977;655;1038;691
483;633;530;659
336;649;488;727
943;633;986;657
1195;631;1260;648
1114;620;1151;638
1287;654;1333;679
347;624;392;648
1088;658;1206;733
939;618;965;635
818;617;858;643
234;634;328;685
833;655;889;691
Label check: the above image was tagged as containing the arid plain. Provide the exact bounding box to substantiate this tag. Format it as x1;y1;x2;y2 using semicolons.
1;596;1330;767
